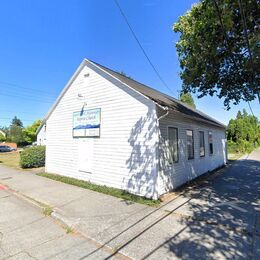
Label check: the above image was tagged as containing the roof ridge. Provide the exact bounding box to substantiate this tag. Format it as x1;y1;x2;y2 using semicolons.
89;59;225;128
37;58;225;134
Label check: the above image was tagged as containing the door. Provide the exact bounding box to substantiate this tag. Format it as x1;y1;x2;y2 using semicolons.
78;139;93;173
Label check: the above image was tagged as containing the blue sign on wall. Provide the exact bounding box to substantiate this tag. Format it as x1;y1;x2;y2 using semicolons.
73;108;101;137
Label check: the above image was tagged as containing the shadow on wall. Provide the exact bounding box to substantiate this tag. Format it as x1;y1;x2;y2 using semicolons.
124;107;158;199
87;64;159;198
159;130;227;194
159;134;198;193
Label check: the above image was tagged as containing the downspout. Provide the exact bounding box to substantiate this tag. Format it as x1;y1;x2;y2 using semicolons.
158;107;169;121
154;106;169;199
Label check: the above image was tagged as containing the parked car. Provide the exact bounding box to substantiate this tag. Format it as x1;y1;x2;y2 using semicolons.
0;145;16;152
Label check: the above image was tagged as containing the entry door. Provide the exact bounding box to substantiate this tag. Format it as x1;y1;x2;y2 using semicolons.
78;139;93;173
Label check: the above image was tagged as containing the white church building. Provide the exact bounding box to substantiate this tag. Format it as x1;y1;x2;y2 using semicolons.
37;59;227;199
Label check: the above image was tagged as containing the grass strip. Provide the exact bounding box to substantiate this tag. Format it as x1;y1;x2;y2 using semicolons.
37;172;160;207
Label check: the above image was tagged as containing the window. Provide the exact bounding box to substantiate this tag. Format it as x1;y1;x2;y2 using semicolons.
199;131;205;157
208;131;213;155
168;127;178;163
186;130;194;159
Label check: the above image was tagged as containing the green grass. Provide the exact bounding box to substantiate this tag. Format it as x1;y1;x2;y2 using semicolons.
228;153;243;161
0;151;20;168
42;206;53;216
65;226;74;234
37;173;160;207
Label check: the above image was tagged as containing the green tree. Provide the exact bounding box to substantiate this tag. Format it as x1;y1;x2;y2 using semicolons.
227;109;259;153
12;116;23;127
118;71;133;79
6;117;24;145
23;120;42;144
180;92;196;109
0;133;6;142
173;0;259;109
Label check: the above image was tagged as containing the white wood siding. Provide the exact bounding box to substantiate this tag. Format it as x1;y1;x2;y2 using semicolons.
157;108;227;195
37;124;46;145
45;64;159;199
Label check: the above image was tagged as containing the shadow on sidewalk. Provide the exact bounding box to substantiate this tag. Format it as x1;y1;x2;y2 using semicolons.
80;158;259;259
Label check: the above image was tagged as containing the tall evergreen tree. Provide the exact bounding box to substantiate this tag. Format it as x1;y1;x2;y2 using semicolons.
11;116;23;127
7;116;24;145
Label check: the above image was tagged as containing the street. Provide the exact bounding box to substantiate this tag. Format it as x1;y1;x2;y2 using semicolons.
0;149;259;259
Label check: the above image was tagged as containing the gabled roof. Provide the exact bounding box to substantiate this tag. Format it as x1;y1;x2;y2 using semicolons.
89;60;225;128
37;58;225;134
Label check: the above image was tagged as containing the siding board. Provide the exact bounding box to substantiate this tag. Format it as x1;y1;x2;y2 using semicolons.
157;107;226;195
41;61;226;200
45;64;159;199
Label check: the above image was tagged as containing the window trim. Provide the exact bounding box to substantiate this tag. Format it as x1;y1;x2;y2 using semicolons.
208;130;213;155
186;129;194;160
199;131;205;157
167;126;179;163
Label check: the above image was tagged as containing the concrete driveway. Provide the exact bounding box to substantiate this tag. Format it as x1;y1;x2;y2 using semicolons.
0;149;259;259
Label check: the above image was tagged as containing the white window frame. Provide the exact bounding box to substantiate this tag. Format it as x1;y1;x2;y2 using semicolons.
186;129;194;160
208;131;213;155
167;126;179;164
199;131;205;157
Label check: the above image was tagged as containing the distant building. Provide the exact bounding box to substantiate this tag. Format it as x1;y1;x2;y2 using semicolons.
37;59;227;199
37;124;46;146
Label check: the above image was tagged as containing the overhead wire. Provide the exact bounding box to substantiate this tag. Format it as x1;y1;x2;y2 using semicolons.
0;93;53;104
237;0;259;105
0;117;35;122
0;89;56;102
213;0;255;116
0;80;58;96
114;0;174;95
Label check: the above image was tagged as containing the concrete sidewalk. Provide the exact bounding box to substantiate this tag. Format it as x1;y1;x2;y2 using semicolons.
0;150;259;259
0;187;119;260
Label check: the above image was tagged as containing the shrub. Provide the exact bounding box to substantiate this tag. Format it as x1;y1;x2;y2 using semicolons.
237;139;254;154
228;139;254;154
20;146;46;168
227;140;237;154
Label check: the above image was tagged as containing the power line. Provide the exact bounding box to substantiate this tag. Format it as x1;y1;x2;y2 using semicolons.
213;0;255;116
114;0;174;95
0;109;42;115
0;89;56;102
0;117;35;122
0;87;57;100
237;0;260;103
247;99;255;117
0;80;58;96
0;93;53;104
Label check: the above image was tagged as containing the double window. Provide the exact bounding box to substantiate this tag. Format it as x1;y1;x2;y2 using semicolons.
186;130;194;159
168;127;178;163
199;131;205;157
208;131;213;155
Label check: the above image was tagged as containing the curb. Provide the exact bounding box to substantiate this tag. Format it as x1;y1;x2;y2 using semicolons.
1;182;130;260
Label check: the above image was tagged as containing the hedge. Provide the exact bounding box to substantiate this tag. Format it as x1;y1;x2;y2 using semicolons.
20;146;46;168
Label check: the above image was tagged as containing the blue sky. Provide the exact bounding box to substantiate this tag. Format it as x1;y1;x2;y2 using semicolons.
0;0;259;127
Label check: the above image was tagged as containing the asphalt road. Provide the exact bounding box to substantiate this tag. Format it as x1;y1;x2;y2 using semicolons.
0;149;259;259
